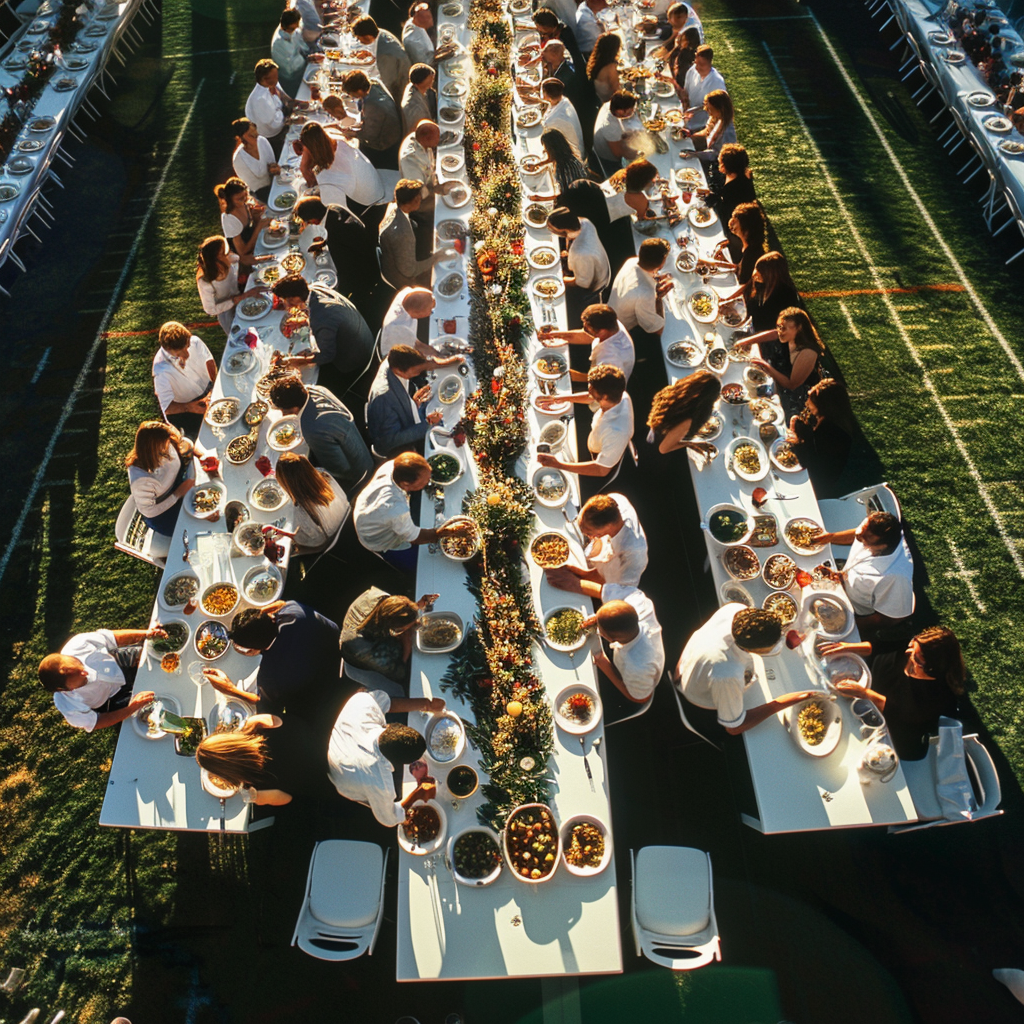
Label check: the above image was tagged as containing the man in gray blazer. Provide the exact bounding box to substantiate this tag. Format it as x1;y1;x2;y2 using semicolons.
340;70;403;169
352;15;410;108
378;178;455;290
401;64;436;137
269;377;374;494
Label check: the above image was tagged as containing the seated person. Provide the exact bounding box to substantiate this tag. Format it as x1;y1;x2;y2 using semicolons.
821;626;964;760
38;627;164;732
201;600;341;713
609;237;673;340
367;345;462;456
545;492;647;588
673;605;817;735
786;378;854;500
327;687;444;826
341;588;437;685
536;364;633;478
381;286;441;356
269;377;373;494
195;713;335;806
538;302;632;382
151;321;217;438
275;452;350;553
125;420;200;537
353;453;472;571
592;91;644;173
814;512;915;632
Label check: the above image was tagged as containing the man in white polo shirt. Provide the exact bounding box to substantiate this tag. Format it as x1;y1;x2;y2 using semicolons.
682;44;726;129
538;303;633;381
151;321;217;438
609;237;673;343
381;286;439;357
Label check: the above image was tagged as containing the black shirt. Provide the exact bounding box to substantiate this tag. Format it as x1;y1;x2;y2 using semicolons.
789;416;852;500
249;716;332;800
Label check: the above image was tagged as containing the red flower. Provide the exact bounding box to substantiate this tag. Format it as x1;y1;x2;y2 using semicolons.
491;380;501;394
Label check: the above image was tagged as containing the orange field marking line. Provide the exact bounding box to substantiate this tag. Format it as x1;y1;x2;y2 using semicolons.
801;283;965;299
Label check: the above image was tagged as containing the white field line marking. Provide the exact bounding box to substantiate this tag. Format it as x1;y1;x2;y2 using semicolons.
0;80;206;589
763;44;1024;578
809;10;1024;387
30;347;51;385
837;300;860;339
946;539;987;613
702;14;813;22
722;37;735;53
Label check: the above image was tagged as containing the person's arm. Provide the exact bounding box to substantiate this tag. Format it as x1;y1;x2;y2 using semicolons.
537;450;613;477
832;679;887;711
726;691;821;736
639;283;670;336
754;348;818;391
537;326;590;346
592;650;649;703
202;667;260;705
367;391;431;452
389;695;445;714
91;689;156;731
111;627;164;646
546;565;602;591
814;527;857;547
411;519;474;546
656;420;715;459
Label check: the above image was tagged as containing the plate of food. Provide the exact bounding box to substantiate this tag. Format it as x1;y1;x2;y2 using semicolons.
132;695;183;740
186;481;226;519
761;553;796;592
267;415;302;451
544;606;589;652
532;276;565;300
524;202;552;228
532;393;572;416
805;592;855;639
398;799;447;855
148;620;190;658
666;338;705;367
416;611;465;654
762;591;798;626
560;814;611;876
425;450;461;487
449;827;503;887
516;107;543;128
532;466;570;508
723;544;760;581
527;245;560;270
688;204;718;228
720;381;747;405
504;804;560;882
676;249;699;273
200;582;239;619
63;53;90;69
441;183;471;209
696;413;722;441
279;252;305;275
161;571;199;610
437;271;464;297
440;78;467;98
437;374;464;405
770;438;802;473
651;78;676;98
438;105;465;126
553;685;602;735
783;517;827;555
705;346;728;373
720;300;748;328
519;153;547;176
438;515;481;561
719;581;753;607
439;151;465;174
53;76;79;92
314;267;338;289
748;398;780;425
17;139;44;153
999;139;1024;155
704;503;752;546
436;219;467;241
928;31;954;44
0;183;21;203
236;295;272;321
530;531;571;569
194;620;230;661
726;436;769;482
983;115;1013;133
28;116;56;132
204;397;242;427
688;288;720;324
424;711;466;765
232;520;265;557
225;433;256;465
224;348;256;375
943;50;966;64
967;90;997;108
787;696;843;757
532;353;568;380
242;564;283;606
250;477;289;512
271;189;297;212
261;221;289;248
538;419;568;448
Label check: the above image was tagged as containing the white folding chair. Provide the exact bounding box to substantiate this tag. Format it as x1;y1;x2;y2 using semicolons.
296;496;351;578
605;691;654;726
113;495;170;568
291;840;388;960
631;846;721;971
817;482;902;558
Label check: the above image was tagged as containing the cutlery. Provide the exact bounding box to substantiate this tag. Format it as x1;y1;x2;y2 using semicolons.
579;736;594;789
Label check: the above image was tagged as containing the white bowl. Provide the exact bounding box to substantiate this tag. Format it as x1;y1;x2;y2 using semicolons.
233;520;266;557
448;827;503;887
560;814;612;877
532;466;570;509
159;571;199;611
185;480;227;519
266;414;302;452
194;620;230;661
726;435;770;483
543;605;590;653
719;581;753;607
424;711;466;765
200;582;240;619
437;515;480;561
553;684;602;735
769;437;803;474
786;696;843;758
205;397;244;427
762;553;797;591
802;590;855;640
200;768;239;799
416;612;465;654
242;564;283;607
398;799;448;855
437;374;465;406
783;516;827;556
503;803;560;883
427;448;464;486
819;652;871;688
132;695;182;740
530;530;571;570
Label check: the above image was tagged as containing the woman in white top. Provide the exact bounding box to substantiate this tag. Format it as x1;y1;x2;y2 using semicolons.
603;158;659;222
125;421;200;536
196;236;269;336
299;121;385;217
587;33;623;106
215;177;272;258
231;118;280;202
681;90;737;164
275;452;350;553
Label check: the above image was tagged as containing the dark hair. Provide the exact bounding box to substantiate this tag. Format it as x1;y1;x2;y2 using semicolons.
38;654;71;693
395;178;424;205
273;274;310;301
294;195;327;222
254;58;278;83
637;237;670;270
777;306;823;354
269;376;307;410
214;176;248;208
343;69;371;94
915;626;966;696
866;511;902;551
647;371;720;439
731;608;781;651
378;724;426;764
410;62;434;85
388;344;425;373
229;607;280;649
695;43;714;63
588;364;626;402
547;207;580;232
805;378;855;435
609;90;637;115
597;599;638;639
541;77;565;99
682;26;701;49
731;201;766;252
280;8;301;28
580;304;619;334
231;117;254;140
587;32;621;80
610;157;658;192
540;127;583;165
351;14;379;36
532;8;560;28
393;452;430;485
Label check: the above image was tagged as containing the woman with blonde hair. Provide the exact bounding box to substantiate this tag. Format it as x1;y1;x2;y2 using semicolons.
215;176;271;258
195;235;268;336
681;89;736;162
646;370;721;455
275;452;350;552
340;588;437;685
125;421;202;535
587;33;623;104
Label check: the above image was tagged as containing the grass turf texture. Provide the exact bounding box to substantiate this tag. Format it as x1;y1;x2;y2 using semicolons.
1;0;1024;1021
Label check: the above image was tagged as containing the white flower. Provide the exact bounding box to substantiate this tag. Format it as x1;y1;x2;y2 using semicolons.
487;207;498;216
519;756;536;771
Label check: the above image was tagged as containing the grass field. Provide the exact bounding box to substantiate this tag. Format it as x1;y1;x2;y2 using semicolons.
1;0;1024;1021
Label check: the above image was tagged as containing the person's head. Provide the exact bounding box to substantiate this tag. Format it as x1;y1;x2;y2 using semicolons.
587;32;620;79
587;363;626;406
358;593;420;635
541;77;565;103
280;8;301;31
681;26;701;51
533;8;562;41
38;653;88;693
393;179;424;213
580;303;619;338
749;250;794;302
268;375;307;413
546;207;581;235
351;14;379;42
622;158;658;193
855;511;902;554
276;451;334;525
666;2;689;28
540;127;582;166
273;274;310;309
646;370;720;438
704;89;734;127
409;63;434;90
775;306;823;354
596;599;639;643
126;420;184;472
195;721;267;790
401;287;435;319
693;43;714;77
392;451;431;491
731;608;781;654
321;93;347;120
542;39;565;66
578;493;623;538
378;723;427;765
804;377;855;434
342;69;371;97
409;1;433;27
158;321;192;356
294;195;327;226
229;606;281;651
300;121;335;171
388;344;431;379
196;234;230;282
637;236;670;272
908;626;966;695
728;201;765;250
609;91;638;119
414;119;440;149
254;58;279;87
214;176;248;211
231;117;258;145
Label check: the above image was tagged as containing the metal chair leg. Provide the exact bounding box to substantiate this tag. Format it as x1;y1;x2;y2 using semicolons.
9;250;26;272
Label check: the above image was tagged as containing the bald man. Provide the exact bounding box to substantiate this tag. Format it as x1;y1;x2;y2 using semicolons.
380;286;441;356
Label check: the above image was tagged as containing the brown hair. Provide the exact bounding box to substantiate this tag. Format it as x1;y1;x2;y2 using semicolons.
588;364;626;402
276;452;334;529
393;451;430;485
358;593;419;634
587;32;621;81
704;89;734;131
269;375;307;410
409;63;434;85
158;321;192;351
280;8;301;28
580;304;619;334
597;599;638;639
914;625;966;696
395;178;425;205
718;143;750;177
253;58;278;83
300;122;336;174
610;157;658;192
195;719;268;790
541;77;565;100
695;43;714;63
126;420;187;472
231;117;254;140
38;654;76;693
351;14;378;36
731;201;766;253
214;176;248;211
865;510;902;551
388;344;425;374
609;90;637;115
748;251;794;305
342;69;371;94
647;371;721;439
777;306;824;354
273;274;310;302
579;494;623;531
196;235;230;283
637;237;670;271
731;608;781;651
805;378;855;435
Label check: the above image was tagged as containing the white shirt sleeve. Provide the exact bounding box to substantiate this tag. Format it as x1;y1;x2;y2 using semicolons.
221;212;244;240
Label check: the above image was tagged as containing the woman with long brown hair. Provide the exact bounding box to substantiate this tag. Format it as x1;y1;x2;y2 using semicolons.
125;421;201;535
646;370;721;455
720;200;767;284
682;89;736;162
275;451;350;552
195;235;268;336
786;378;855;499
587;32;622;105
215;176;272;258
340;589;436;684
298;120;385;217
738;306;824;417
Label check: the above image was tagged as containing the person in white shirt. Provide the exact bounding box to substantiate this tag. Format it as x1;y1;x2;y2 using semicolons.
230;118;279;202
401;64;436;136
586;584;664;707
300;120;387;228
151;322;217;438
682;44;726;130
271;9;310;96
195;234;267;335
574;0;609;57
566;492;648;588
401;2;434;66
274;452;350;552
673;605;816;735
542;212;612;329
327;688;445;826
539;78;584;154
663;1;703;41
244;58;307;155
609;237;673;339
381;286;445;356
538;303;633;381
592;91;645;173
398;119;454;211
125;420;200;535
38;629;162;732
353;453;473;571
536;364;633;478
813;512;916;632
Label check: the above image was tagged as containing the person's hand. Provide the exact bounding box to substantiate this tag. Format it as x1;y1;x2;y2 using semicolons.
310;53;325;63
537;324;560;339
243;286;265;298
833;680;869;700
409;759;429;781
749;358;772;373
412;384;432;405
188;397;209;414
544;566;580;592
818;642;850;657
145;627;168;640
438;519;472;538
128;690;156;712
268;162;281;175
655;277;675;297
536;452;559;468
203;668;235;693
417;779;437;800
685;440;717;462
785;428;799;445
426;410;444;426
439;181;457;195
175;478;196;497
421;696;445;714
417;593;440;609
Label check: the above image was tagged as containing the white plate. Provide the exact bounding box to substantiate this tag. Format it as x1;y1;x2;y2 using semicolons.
553;684;602;735
436;219;467;241
441;184;471;209
719;581;753;606
132;696;182;740
943;51;966;64
543;606;590;653
696;412;723;441
398;799;448;855
186;481;226;519
532;466;570;508
999;139;1024;155
424;712;466;764
532;353;568;380
967;91;996;108
722;544;760;581
688;204;718;229
531;276;565;300
560;813;612;876
983;115;1013;134
235;295;273;321
819;652;871;688
519;154;547;176
194;620;230;661
530;530;571;570
242;564;284;606
726;436;769;482
516;107;542;128
527;245;560;271
437;272;465;298
783;516;827;555
249;477;289;512
769;437;803;474
688;287;719;324
786;696;843;757
448;827;503;887
204;397;243;428
703;502;753;547
804;590;855;640
223;348;256;375
416;612;465;654
437;374;464;405
201;768;239;799
532;394;571;415
761;591;798;626
233;520;265;556
160;571;200;610
439;151;465;174
666;338;705;367
762;553;797;591
266;414;302;451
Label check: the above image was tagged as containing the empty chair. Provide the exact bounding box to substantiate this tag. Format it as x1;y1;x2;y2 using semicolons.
113;495;170;567
631;846;721;971
292;840;388;960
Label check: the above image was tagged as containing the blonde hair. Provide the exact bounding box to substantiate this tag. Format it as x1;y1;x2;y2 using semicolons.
126;421;186;472
158;321;192;351
276;452;334;529
358;594;419;634
704;89;734;131
195;720;267;790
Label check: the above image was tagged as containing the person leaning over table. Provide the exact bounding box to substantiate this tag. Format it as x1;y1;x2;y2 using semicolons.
353;453;474;572
785;378;854;500
276;451;351;552
538;301;632;381
533;7;585;74
609;236;673;343
381;286;451;357
327;687;443;826
125;420;204;536
268;376;373;494
401;63;436;136
678;89;736;164
401;2;434;67
587;32;623;105
215;176;273;261
244;58;309;156
230;118;280;204
724;250;801;338
645;370;721;458
341;589;438;687
673;605;819;736
536;364;634;479
591;90;645;175
813;511;915;634
351;15;411;108
398;119;456;216
378;177;458;290
543;207;611;328
712;200;767;284
525;129;589;203
195;235;271;337
38;627;166;732
271;8;311;97
820;626;964;760
538;78;585;156
151;321;217;439
338;69;403;170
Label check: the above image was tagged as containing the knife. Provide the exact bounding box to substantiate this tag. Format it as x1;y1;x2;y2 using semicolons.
579;736;594;789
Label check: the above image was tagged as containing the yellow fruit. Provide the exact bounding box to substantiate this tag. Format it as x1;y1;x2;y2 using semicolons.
506;700;523;717
487;493;501;505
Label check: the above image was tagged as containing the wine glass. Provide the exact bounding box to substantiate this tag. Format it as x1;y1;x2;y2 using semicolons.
188;661;208;688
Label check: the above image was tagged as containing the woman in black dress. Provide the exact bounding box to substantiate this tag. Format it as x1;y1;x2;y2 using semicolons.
699;144;756;252
786;378;854;499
